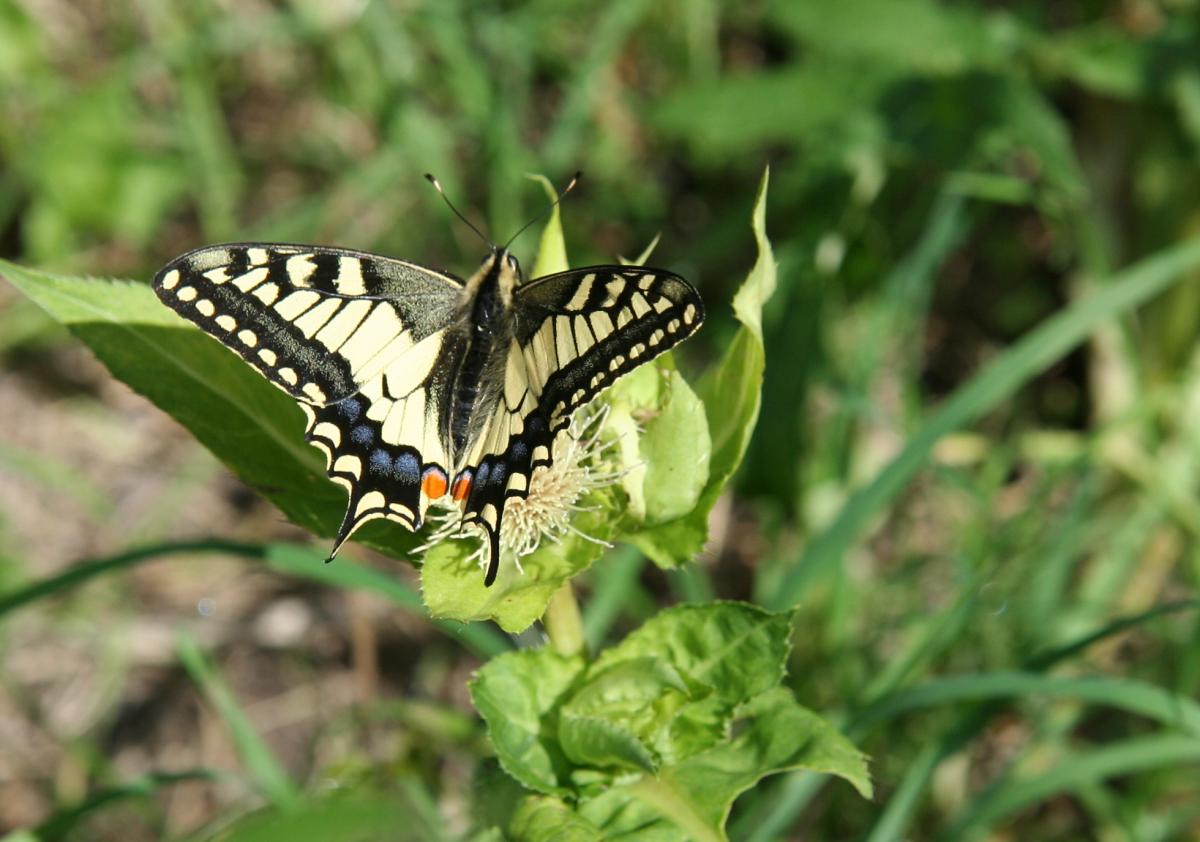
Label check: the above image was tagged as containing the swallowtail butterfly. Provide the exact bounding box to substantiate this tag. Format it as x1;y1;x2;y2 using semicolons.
153;181;703;585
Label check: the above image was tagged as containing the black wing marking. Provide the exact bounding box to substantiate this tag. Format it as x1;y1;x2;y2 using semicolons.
153;243;463;406
455;266;704;584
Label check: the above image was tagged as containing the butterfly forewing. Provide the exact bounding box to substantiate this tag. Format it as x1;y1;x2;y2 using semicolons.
513;266;704;425
153;243;463;406
154;243;465;548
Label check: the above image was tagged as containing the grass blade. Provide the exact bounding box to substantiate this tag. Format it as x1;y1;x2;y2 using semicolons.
941;734;1200;840
176;631;298;809
0;540;264;617
852;671;1200;736
34;770;220;842
771;237;1200;609
0;540;510;658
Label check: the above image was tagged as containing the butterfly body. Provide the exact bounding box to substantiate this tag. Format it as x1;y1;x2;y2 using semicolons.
154;239;702;585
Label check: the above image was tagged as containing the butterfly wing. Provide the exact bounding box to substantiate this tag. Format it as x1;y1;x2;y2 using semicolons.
153;243;464;547
457;266;704;584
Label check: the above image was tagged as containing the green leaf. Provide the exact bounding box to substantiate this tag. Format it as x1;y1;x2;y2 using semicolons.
560;657;690;772
1033;23;1150;99
769;0;1011;75
701;167;776;486
476;604;867;840
592;602;792;708
510;796;605;842
528;173;569;278
629;168;776;566
558;714;658;774
576;690;869;842
563;603;794;769
469;648;586;795
609;361;711;525
212;795;432;842
0;260;414;559
654;66;892;160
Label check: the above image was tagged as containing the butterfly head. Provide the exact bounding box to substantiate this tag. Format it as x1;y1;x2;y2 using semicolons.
473;247;524;304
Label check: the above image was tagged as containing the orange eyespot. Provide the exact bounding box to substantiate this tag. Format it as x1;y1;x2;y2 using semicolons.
451;471;473;502
421;467;448;499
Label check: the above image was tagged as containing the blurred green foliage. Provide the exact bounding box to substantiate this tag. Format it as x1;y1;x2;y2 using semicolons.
3;0;1200;840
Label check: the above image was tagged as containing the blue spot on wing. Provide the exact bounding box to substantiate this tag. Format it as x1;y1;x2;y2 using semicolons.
393;452;421;484
369;449;391;474
509;440;529;464
351;424;374;446
337;398;362;423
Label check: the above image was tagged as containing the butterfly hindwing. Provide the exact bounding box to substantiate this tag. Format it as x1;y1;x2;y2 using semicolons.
302;355;456;553
153;243;463;406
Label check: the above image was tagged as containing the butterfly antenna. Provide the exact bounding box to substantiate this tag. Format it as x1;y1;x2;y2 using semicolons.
425;173;493;249
503;171;582;252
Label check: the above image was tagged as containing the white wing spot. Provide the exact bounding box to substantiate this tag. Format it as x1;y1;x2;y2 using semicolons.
336;256;366;295
564;273;595;311
258;348;277;366
160;269;180;290
654;296;672;314
286;254;318;287
339;304;402;375
602;279;623;307
334;454;363;479
316;299;373;351
274;290;322;321
195;299;215;317
554;317;575;365
237;329;257;347
616;309;633;329
590;311;615;338
313;421;342;447
303;382;326;403
247;247;269;265
216;315;236;332
278;367;298;385
631;293;652;318
177;286;197;302
203;267;231;284
638;275;656;291
252;282;281;306
356;490;386;516
683;304;698;323
573;315;594;353
294;298;343;339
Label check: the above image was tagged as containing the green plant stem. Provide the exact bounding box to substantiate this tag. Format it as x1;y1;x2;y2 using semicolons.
544;582;586;657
